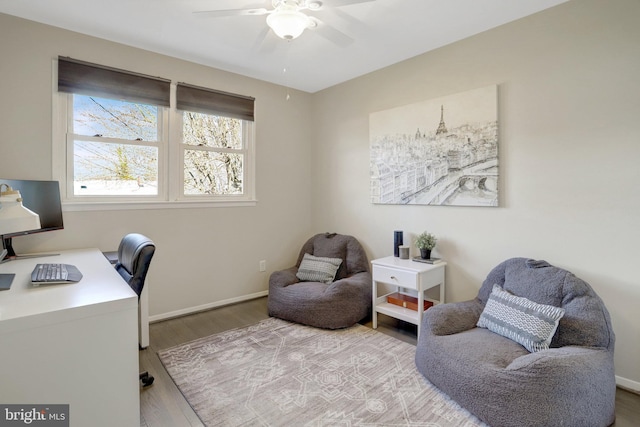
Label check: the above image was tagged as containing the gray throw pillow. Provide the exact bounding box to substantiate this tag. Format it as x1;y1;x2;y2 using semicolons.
477;284;565;352
312;235;348;280
296;253;343;284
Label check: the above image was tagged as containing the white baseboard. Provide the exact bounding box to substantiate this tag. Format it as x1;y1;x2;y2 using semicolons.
616;375;640;393
149;290;269;323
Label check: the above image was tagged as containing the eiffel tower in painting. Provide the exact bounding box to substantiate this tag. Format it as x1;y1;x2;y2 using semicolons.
435;104;448;135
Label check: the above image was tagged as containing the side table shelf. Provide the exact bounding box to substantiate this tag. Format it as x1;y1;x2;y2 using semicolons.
371;256;446;337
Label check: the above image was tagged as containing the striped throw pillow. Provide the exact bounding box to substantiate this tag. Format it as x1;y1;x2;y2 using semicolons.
296;253;343;284
477;284;565;353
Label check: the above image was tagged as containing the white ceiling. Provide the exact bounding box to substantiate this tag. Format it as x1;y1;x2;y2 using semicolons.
0;0;567;93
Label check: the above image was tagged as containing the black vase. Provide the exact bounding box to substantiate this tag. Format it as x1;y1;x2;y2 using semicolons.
394;231;403;257
420;248;431;259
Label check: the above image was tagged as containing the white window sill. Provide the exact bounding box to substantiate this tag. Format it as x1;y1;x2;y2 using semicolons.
62;199;257;212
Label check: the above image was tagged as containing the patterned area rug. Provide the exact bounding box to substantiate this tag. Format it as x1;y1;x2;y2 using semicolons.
158;317;486;427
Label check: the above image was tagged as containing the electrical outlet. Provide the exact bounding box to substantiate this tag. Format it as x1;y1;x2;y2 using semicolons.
259;260;266;272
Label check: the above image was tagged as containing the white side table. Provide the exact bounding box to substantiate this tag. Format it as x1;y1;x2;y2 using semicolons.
371;256;446;337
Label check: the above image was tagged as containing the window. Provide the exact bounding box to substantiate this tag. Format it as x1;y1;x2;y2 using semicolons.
175;83;255;200
54;57;255;208
70;94;162;197
182;111;245;195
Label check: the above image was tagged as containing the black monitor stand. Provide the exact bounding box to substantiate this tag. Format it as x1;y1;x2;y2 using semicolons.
2;237;59;260
3;237;16;258
0;248;13;289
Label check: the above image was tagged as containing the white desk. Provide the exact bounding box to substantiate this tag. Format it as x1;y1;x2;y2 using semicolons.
0;248;139;426
371;256;446;337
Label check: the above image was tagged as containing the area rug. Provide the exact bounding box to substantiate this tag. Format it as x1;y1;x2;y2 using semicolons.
158;317;486;427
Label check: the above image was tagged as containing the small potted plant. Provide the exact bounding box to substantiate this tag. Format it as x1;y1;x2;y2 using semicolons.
415;231;437;259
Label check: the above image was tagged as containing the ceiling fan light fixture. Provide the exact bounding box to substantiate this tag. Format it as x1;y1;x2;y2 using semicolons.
266;9;310;40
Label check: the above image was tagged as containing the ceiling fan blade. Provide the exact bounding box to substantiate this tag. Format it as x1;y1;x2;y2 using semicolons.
309;17;354;47
251;26;278;53
194;7;269;18
326;0;376;7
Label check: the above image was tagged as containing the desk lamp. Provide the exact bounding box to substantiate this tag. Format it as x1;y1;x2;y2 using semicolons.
0;184;41;287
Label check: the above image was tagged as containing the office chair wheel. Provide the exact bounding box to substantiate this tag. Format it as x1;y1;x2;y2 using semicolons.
140;371;154;387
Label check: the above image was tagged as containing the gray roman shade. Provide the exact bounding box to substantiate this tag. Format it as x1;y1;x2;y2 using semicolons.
176;83;255;121
58;56;171;107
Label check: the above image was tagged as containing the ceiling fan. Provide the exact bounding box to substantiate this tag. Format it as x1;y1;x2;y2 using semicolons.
195;0;376;42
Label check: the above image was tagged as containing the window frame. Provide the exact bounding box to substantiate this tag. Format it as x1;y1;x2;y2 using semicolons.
52;59;256;211
63;93;169;203
176;111;255;202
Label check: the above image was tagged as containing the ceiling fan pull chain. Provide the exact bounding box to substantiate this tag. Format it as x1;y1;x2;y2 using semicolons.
283;67;291;101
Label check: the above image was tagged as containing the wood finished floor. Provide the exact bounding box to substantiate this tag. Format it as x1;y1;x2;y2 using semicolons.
140;296;640;427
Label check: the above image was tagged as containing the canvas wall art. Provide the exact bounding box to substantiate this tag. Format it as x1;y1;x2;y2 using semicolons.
370;85;498;206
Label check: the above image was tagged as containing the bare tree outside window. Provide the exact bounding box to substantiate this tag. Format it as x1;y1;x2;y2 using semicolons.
72;94;159;195
182;111;244;195
63;92;253;202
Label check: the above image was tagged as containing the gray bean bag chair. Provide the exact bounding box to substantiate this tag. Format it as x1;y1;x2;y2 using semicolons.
415;257;615;427
268;233;371;329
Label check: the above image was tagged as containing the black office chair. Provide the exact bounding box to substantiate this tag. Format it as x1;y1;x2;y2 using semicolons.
114;233;156;387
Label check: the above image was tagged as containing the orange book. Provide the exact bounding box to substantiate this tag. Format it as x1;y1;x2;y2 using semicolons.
387;292;433;311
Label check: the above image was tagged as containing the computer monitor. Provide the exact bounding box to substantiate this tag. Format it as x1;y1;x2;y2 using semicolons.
0;179;64;258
